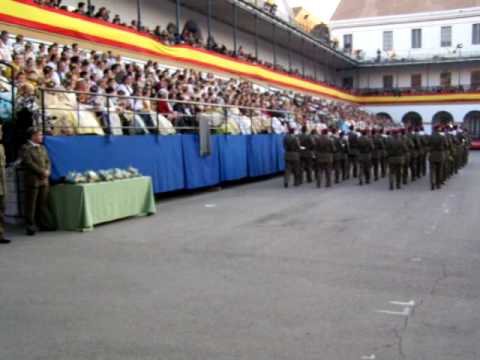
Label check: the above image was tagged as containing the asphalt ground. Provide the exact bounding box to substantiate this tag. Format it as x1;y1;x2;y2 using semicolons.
1;153;480;360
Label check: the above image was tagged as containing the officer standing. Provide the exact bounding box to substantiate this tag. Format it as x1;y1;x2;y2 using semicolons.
315;128;335;188
429;125;447;190
357;129;374;186
0;125;10;244
283;127;301;188
386;129;406;190
22;128;55;235
298;125;315;184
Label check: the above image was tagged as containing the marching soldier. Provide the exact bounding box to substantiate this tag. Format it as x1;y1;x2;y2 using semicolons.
315;128;335;188
417;127;429;177
371;129;385;181
406;127;419;182
400;128;411;185
283;127;302;188
339;131;350;181
22;128;55;235
430;125;447;190
348;126;360;178
357;129;374;186
378;128;388;178
298;125;315;184
386;129;406;190
443;126;454;180
331;128;342;184
0;125;10;244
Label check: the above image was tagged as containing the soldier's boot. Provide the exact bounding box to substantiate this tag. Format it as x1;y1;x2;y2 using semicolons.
316;170;322;188
358;166;364;186
326;169;332;188
306;167;313;183
334;164;340;184
373;162;379;181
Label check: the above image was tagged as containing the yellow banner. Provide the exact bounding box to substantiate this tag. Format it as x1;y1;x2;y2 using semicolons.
1;0;479;105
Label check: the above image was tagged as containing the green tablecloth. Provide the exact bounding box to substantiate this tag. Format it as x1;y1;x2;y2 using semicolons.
50;177;156;231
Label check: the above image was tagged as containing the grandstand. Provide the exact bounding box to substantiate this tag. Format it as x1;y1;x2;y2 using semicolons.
1;0;479;194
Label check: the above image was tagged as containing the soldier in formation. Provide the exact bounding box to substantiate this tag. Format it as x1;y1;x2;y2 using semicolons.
283;123;470;191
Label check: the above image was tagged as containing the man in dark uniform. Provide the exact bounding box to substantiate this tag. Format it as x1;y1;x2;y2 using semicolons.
443;126;454;180
339;131;350;181
406;127;419;182
430;125;447;190
357;129;374;186
283;127;301;188
0;125;11;244
386;129;406;190
399;128;411;185
22;128;55;235
348;126;360;178
371;129;385;181
378;128;388;178
298;125;315;184
417;127;429;177
315;128;335;188
331;128;342;184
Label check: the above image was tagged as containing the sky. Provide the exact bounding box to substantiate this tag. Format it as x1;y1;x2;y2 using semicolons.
285;0;342;23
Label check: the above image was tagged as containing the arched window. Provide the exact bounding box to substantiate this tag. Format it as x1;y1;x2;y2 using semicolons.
402;112;423;128
432;111;453;126
463;111;480;140
376;112;392;121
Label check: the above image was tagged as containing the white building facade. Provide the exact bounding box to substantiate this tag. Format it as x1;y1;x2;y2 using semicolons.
330;0;480;133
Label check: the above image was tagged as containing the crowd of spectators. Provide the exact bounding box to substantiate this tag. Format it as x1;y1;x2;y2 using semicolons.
29;0;338;85
0;27;392;143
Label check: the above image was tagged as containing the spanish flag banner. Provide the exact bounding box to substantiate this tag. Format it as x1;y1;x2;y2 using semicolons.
1;0;479;105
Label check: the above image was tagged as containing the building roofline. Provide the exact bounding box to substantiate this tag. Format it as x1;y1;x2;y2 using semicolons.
330;7;480;30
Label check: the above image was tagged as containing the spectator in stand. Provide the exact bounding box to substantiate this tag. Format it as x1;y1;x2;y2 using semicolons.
74;2;87;15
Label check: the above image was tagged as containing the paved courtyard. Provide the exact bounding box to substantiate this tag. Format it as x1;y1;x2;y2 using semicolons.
1;154;480;359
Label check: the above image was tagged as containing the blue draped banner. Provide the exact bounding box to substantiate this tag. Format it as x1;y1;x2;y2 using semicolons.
182;134;220;189
217;135;248;182
44;134;285;194
44;135;185;193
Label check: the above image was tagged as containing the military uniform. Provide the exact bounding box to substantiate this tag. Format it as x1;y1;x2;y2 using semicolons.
22;142;55;234
386;132;406;190
298;132;315;184
348;131;360;178
315;133;335;188
429;131;447;190
401;132;411;185
339;134;350;180
418;131;429;177
283;133;301;188
357;134;374;185
332;134;342;184
372;132;385;181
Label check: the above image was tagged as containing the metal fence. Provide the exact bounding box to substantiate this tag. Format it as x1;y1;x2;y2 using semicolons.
37;88;295;136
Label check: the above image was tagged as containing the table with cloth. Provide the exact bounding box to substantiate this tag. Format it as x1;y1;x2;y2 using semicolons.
50;176;156;231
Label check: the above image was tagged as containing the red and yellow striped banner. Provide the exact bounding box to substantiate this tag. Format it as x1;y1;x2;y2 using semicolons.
1;0;479;105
